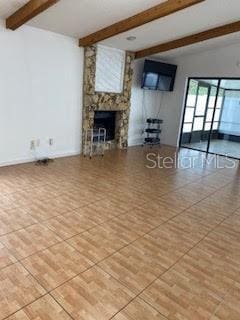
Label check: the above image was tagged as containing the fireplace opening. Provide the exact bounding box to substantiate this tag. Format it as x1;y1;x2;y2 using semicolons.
94;111;116;141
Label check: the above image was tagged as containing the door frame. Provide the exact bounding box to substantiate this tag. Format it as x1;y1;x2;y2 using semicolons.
189;81;211;148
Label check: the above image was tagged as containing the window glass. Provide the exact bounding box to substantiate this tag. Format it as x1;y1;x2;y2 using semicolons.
216;89;224;108
186;80;198;107
183;123;192;133
214;109;221;122
193;117;204;131
195;87;208;116
204;122;212;131
208;86;217;108
184;108;194;123
206;109;214;122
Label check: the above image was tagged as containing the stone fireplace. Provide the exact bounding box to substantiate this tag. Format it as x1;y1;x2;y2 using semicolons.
82;46;135;149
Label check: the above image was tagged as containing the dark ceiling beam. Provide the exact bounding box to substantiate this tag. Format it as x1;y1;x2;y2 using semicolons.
6;0;60;30
135;20;240;59
79;0;205;47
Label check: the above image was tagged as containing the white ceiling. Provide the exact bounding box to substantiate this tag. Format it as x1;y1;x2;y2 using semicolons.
103;0;240;50
0;0;28;19
27;0;166;38
1;0;240;59
153;32;240;60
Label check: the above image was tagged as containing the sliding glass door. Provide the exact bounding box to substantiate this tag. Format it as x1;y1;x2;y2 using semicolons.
180;78;240;159
208;80;240;159
181;79;218;152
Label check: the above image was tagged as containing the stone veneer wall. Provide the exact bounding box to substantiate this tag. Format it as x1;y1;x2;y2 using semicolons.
83;46;135;149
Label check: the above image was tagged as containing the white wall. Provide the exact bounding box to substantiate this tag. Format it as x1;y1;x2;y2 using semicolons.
2;21;239;164
160;42;240;146
129;59;163;146
0;20;83;166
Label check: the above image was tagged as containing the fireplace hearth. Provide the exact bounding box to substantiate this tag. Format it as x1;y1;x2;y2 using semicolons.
94;111;116;141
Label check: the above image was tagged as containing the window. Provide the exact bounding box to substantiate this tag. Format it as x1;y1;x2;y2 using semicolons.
184;108;194;123
214;109;221;122
204;122;212;131
195;91;208;115
216;89;224;109
193;118;204;131
186;80;198;107
180;78;240;159
206;109;214;122
183;123;192;133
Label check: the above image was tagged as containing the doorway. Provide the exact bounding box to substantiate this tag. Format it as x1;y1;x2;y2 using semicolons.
180;78;240;159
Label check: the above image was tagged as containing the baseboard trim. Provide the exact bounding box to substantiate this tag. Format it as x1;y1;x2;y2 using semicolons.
0;150;81;168
128;139;143;147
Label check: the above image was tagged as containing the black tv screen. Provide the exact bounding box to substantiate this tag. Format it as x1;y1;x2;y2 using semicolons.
142;60;177;92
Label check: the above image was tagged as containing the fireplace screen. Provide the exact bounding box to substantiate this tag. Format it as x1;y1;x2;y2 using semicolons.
94;111;116;141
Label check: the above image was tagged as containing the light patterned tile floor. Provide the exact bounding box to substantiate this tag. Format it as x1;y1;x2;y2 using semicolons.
212;282;240;320
0;224;61;260
0;146;240;319
112;297;167;320
51;266;135;320
6;295;71;320
0;242;16;270
0;263;45;319
22;242;93;291
0;208;37;236
43;212;97;240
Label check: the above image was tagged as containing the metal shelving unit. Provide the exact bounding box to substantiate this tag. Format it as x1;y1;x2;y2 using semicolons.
84;128;106;158
143;118;163;147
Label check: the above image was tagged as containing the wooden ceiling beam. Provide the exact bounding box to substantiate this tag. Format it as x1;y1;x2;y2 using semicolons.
6;0;60;30
135;20;240;59
79;0;205;47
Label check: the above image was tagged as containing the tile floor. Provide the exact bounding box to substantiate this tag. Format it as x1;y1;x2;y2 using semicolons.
182;139;240;159
0;146;240;319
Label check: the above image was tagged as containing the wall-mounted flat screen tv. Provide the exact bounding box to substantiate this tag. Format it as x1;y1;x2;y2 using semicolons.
142;60;177;92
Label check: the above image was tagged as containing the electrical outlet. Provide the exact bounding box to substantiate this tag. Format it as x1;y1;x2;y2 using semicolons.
49;138;53;146
30;140;35;150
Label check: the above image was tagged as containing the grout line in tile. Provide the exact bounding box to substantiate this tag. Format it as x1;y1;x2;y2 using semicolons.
138;203;240;320
0;236;64;266
0;171;236;275
0;152;239;320
6;237;77;320
209;281;238;320
105;180;240;319
49;292;76;320
19;260;76;320
1;291;49;320
0;222;38;238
